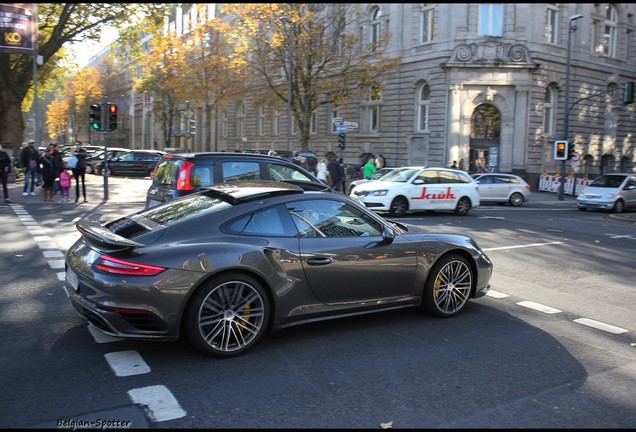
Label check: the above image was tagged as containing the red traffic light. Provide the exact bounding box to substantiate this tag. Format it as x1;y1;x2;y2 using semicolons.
109;104;118;113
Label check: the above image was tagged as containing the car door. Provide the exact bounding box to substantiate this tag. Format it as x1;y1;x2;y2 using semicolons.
409;169;464;211
287;198;416;304
475;174;495;201
622;175;636;209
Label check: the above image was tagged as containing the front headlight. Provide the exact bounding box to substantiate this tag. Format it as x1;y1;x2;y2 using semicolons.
602;193;617;200
368;190;389;197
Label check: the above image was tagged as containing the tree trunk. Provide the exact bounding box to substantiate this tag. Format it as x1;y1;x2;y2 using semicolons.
0;88;26;152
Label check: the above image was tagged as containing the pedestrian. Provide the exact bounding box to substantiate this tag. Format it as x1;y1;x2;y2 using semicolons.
72;141;88;203
0;144;11;202
20;140;39;196
375;154;386;169
363;155;377;179
451;160;458;169
339;157;346;192
327;154;344;192
458;158;465;171
49;143;64;177
39;148;58;202
58;167;72;203
316;156;329;184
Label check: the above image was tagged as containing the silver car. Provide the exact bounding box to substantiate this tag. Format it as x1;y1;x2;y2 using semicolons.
473;173;531;206
577;173;636;213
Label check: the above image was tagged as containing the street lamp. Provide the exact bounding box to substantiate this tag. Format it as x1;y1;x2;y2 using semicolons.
558;13;583;201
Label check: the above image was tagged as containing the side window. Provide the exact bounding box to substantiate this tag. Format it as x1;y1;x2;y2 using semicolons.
191;166;213;188
416;170;437;184
268;163;313;182
286;199;382;238
120;153;135;161
224;206;290;236
221;161;261;182
477;175;493;184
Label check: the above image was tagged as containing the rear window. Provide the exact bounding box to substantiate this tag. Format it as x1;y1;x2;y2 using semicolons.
141;194;230;225
152;158;182;187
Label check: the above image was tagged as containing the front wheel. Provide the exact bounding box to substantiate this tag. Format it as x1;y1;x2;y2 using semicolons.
454;197;471;216
423;254;473;317
612;199;625;214
85;164;93;175
389;196;408;217
185;273;270;357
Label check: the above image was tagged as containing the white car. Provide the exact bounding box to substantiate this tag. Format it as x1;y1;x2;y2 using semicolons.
350;166;480;216
576;173;636;213
348;167;397;194
472;172;531;206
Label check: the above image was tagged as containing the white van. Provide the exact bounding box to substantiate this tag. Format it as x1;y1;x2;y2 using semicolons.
577;173;636;213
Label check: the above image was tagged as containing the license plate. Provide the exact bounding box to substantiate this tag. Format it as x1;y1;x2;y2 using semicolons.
66;269;79;291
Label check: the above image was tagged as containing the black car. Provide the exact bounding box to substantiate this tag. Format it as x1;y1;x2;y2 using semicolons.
106;150;165;177
85;147;129;175
146;151;330;208
65;181;493;358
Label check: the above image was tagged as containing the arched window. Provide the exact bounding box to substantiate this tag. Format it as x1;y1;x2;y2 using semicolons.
370;7;382;50
620;156;631;172
601;5;618;57
582;154;594;175
416;83;430;132
420;4;434;43
600;154;615;174
543;85;556;136
471;104;500;139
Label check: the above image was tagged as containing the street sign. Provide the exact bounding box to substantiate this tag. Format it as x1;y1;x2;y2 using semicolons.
571;152;580;163
343;121;358;129
332;117;343;125
336;125;347;132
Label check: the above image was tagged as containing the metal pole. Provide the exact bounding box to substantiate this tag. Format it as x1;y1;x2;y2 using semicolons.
33;52;39;147
558;14;582;200
102;98;109;201
286;21;293;152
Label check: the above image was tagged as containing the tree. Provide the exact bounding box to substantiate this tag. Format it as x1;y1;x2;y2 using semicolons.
0;3;166;150
216;4;401;151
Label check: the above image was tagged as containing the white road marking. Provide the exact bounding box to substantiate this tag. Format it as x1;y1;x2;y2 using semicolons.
47;260;65;269
605;233;636;240
36;242;58;250
486;290;509;298
56;272;66;281
43;250;64;258
128;385;187;422
573;318;628;334
483;241;563;251
105;350;151;377
516;301;562;314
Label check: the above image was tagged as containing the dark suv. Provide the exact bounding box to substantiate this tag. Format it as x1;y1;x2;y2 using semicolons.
146;152;331;208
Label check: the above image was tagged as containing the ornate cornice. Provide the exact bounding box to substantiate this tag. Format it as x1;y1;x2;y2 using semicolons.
442;41;538;69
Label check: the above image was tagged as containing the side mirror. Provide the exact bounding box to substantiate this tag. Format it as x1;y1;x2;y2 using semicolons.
382;225;395;244
412;179;424;185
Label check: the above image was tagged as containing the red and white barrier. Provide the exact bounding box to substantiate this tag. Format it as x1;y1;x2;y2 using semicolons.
539;174;591;195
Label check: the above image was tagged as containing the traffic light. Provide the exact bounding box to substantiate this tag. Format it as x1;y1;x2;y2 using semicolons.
567;143;576;160
89;103;102;131
338;132;346;150
107;103;118;131
554;140;568;160
624;81;634;105
189;119;197;135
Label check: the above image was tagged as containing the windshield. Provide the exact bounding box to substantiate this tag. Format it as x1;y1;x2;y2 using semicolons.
590;175;626;188
379;168;420;183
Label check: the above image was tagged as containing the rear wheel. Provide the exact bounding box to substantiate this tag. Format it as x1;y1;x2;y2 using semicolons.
423;254;473;317
389;196;408;217
85;164;93;175
186;273;270;357
454;197;471;215
509;192;524;206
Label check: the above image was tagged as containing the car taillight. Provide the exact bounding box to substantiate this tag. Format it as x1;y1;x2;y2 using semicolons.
176;160;196;191
525;184;531;190
95;255;165;276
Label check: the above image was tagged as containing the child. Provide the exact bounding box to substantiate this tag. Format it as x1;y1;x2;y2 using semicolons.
59;168;72;203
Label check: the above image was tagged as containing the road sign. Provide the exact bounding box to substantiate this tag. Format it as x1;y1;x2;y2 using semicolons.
332;117;343;125
571;152;580;163
336;125;347;132
343;121;358;129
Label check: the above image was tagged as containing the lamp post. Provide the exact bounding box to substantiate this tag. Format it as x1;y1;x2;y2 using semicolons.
282;18;293;152
558;13;583;201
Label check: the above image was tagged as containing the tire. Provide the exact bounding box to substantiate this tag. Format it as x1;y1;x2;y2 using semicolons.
85;164;93;175
185;273;270;357
423;254;473;317
389;196;409;217
509;192;524;206
454;197;471;216
612;199;625;214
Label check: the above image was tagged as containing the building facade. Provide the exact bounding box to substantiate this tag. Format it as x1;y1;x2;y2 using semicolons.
112;3;636;189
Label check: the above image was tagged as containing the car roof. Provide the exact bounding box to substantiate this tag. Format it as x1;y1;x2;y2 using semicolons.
200;180;304;204
160;151;294;161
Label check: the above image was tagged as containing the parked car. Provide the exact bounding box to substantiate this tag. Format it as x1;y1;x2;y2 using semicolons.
64;180;493;357
472;172;531;206
85;147;129;175
350;166;480;216
106;150;165;177
576;173;636;213
348;167;398;194
146;151;330;208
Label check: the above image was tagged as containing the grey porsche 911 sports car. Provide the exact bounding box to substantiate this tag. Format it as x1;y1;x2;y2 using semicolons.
65;181;492;358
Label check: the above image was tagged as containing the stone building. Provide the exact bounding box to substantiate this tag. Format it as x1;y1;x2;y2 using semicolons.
111;3;636;189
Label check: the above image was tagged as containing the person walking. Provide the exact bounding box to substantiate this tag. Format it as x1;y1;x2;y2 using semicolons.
20;140;39;196
327;154;344;192
58;167;72;203
72;141;88;203
362;155;377;179
39;148;58;202
316;156;329;184
451;160;458;169
0;144;11;202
